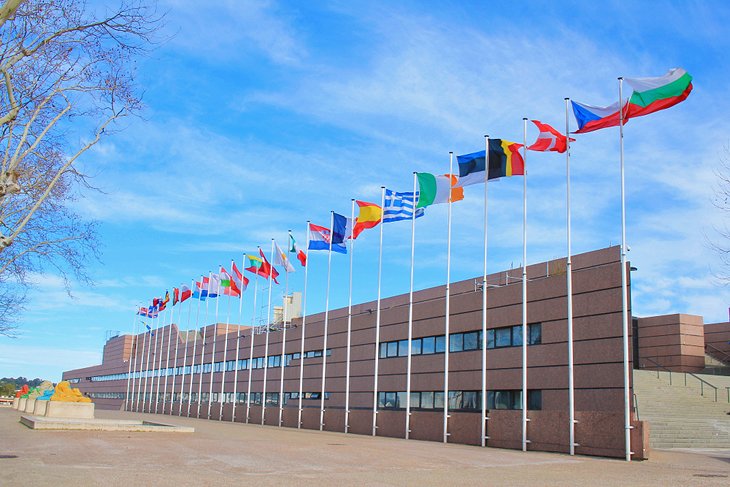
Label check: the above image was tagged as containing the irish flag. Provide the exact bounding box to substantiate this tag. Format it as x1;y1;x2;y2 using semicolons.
624;68;693;120
416;173;464;208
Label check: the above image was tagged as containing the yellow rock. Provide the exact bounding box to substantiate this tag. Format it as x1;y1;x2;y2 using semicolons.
50;381;92;403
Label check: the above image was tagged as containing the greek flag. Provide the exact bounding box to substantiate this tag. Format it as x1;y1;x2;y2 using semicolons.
383;189;425;223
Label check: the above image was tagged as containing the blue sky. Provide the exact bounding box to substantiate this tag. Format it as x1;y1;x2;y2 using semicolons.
2;0;729;381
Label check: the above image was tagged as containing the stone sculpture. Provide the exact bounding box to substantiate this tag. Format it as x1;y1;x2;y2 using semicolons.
15;385;29;398
28;381;54;400
50;381;91;403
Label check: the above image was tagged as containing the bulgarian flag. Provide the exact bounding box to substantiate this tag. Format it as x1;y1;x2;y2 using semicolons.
219;267;241;297
352;200;382;239
416;173;464;208
624;68;693;120
289;234;307;266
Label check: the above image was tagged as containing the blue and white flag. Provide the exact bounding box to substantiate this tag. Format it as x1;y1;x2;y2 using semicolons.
383;189;425;223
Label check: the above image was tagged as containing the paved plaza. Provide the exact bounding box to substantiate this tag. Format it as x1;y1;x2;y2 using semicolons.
1;406;729;486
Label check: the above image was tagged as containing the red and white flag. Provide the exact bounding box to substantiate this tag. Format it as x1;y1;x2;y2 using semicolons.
527;120;573;153
230;261;249;294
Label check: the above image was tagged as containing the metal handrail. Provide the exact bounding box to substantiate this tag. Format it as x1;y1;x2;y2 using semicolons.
632;393;640;421
705;343;730;365
642;357;719;402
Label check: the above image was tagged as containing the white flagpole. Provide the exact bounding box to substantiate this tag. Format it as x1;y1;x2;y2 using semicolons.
207;267;222;419
135;320;147;412
522;118;529;452
345;200;355;433
130;308;142;411
565;98;576;455
372;187;385;436
405;172;417;440
481;135;490;447
156;306;170;413
297;222;311;429
443;154;454;443
245;268;259;424
197;272;212;418
168;291;181;415
231;254;246;422
150;306;163;412
186;279;203;416
261;240;275;425
219;265;233;421
618;77;632;462
320;212;334;431
162;297;176;413
177;280;194;415
144;308;157;412
124;307;138;411
279;239;290;428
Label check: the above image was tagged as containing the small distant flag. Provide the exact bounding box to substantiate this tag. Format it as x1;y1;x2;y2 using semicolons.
274;241;295;273
173;288;180;306
220;267;241;297
352;200;382;239
527;120;574;153
415;173;464;208
231;261;249;293
383;189;424;223
332;212;353;245
180;285;192;303
456;139;524;186
308;223;346;254
289;234;307;267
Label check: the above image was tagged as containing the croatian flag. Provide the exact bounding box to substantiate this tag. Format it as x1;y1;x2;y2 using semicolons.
308;222;346;254
571;99;627;134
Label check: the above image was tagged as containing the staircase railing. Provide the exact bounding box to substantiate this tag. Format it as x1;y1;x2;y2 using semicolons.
705;343;730;365
640;356;720;402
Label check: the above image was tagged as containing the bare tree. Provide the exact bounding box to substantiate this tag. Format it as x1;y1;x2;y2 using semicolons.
712;144;730;283
0;0;159;336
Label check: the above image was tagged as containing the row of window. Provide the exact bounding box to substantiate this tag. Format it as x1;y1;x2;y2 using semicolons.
378;390;542;411
127;391;331;406
87;392;125;399
85;349;332;382
379;324;542;359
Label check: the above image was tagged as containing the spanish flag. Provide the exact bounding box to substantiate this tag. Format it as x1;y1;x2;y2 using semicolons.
352;200;382;239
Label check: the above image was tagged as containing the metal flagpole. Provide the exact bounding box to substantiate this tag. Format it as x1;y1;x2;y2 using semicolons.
177;280;194;415
618;77;633;462
231;254;246;422
124;306;138;411
207;268;222;419
320;212;335;431
186;279;203;417
345;200;355;433
565;98;577;455
245;269;259;424
219;266;234;421
481;135;490;447
154;306;170;413
197;272;212;418
372;187;385;436
297;223;311;429
261;241;275;425
405;172;417;440
143;308;156;412
162;297;176;413
130;308;142;411
444;155;454;443
279;240;291;427
169;290;182;414
150;306;163;412
135;319;147;412
522;118;529;452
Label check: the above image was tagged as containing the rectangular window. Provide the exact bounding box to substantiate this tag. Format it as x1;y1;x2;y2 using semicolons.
448;390;462;409
434;391;445;409
387;341;398;358
412;338;422;355
397;339;408;357
435;335;446;353
487;329;495;349
529;323;542;345
378;392;386;408
396;392;407;409
513;325;524;347
450;333;463;353
380;342;387;359
420;391;434;409
463;331;479;351
421;336;435;355
410;391;421;409
384;392;397;408
495;328;512;348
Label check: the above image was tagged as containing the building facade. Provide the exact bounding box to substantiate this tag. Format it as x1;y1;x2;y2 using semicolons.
63;246;649;459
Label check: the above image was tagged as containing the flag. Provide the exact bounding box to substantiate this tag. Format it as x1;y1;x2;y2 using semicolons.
415;173;464;208
274;241;295;273
308;223;347;254
231;261;249;294
527;120;574;153
195;277;219;299
289;234;307;266
180;285;192;303
246;254;263;270
624;68;693;120
383;189;425;223
138;306;159;319
571;99;625;134
332;212;353;244
352;200;381;239
173;288;179;306
159;290;170;311
144;322;154;336
220;268;241;297
192;282;207;301
456;139;525;187
258;248;280;284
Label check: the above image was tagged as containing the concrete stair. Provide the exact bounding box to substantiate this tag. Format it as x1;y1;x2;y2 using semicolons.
633;369;730;449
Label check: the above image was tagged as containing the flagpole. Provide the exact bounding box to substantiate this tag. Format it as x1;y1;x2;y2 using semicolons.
405;172;418;441
279;238;291;427
178;280;195;415
618;77;632;462
345;200;355;434
156;306;170;413
169;290;181;415
124;307;138;411
320;212;334;431
481;134;490;448
443;154;454;443
197;272;211;418
207;268;222;419
130;308;142;411
521;117;529;452
187;279;202;417
245;269;259;424
219;266;233;421
565;98;576;455
231;254;246;422
144;308;157;412
162;297;175;413
151;306;164;413
136;320;147;412
262;240;275;425
297;223;311;429
372;187;385;437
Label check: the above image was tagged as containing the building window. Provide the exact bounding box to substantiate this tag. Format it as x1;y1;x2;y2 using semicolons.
486;390;542;410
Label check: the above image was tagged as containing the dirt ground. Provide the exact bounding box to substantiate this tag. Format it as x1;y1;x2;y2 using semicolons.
1;406;729;486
